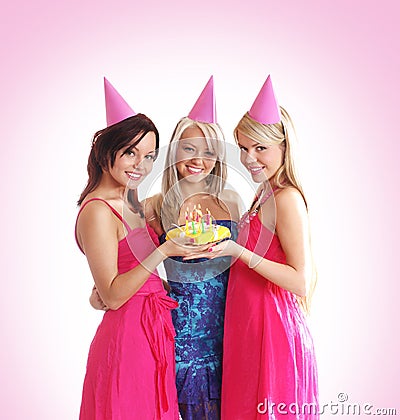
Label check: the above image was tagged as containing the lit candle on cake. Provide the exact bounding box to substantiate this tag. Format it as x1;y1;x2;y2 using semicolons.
206;208;211;228
167;205;231;244
185;210;189;232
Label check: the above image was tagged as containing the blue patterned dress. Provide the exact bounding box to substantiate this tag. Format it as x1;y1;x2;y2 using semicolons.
160;220;238;420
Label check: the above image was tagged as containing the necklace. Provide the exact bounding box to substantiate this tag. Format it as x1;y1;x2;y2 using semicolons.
238;188;277;230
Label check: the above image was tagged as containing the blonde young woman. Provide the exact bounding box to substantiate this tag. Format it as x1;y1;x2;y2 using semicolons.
145;78;241;420
188;76;319;419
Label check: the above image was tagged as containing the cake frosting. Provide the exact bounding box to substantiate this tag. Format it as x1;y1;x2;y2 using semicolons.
166;204;231;245
166;223;231;245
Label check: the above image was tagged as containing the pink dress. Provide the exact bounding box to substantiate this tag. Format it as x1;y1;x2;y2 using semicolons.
76;199;179;420
221;214;319;420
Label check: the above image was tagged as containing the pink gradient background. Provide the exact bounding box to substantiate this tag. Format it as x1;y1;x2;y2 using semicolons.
1;0;399;417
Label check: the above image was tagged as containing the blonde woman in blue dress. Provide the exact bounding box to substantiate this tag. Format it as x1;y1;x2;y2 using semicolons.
145;77;241;419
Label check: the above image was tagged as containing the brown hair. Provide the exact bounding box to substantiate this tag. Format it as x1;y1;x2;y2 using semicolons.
77;114;159;216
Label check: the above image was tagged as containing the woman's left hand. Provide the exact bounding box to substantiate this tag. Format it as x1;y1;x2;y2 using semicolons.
89;285;109;311
183;239;240;260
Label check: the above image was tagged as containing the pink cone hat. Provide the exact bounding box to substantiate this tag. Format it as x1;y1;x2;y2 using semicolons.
248;75;281;124
104;77;136;126
188;76;216;123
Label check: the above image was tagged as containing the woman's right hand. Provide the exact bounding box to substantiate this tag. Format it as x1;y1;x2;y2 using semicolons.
89;285;109;311
160;239;210;259
182;239;241;260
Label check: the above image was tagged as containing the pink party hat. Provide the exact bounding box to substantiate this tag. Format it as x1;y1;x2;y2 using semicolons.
104;77;136;126
248;75;281;124
188;76;216;123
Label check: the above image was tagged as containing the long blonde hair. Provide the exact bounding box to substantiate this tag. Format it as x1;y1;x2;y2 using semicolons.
234;107;316;313
155;117;228;231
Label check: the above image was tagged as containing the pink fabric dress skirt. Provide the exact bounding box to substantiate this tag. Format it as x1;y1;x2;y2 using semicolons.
221;215;319;420
77;199;179;420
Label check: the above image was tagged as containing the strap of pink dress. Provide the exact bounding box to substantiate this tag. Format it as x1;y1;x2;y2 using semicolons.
75;198;132;253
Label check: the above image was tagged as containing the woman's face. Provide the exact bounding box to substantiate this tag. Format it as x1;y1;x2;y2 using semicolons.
109;131;157;189
237;132;284;183
175;126;217;184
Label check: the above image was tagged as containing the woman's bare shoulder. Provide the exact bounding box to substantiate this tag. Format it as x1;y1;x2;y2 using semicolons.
78;198;116;223
220;189;242;221
275;187;305;210
221;188;241;201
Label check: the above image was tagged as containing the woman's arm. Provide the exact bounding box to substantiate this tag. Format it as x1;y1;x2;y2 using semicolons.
78;201;207;310
238;188;311;296
142;194;164;236
88;194;164;311
186;188;311;297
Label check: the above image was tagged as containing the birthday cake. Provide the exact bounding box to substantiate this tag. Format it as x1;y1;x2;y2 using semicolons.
166;205;231;245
